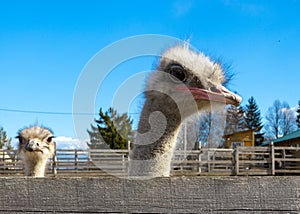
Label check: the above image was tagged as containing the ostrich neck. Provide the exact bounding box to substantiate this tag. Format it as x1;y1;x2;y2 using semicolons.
24;157;48;177
129;92;182;177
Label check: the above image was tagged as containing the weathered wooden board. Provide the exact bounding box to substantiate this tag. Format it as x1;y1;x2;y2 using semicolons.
0;176;299;213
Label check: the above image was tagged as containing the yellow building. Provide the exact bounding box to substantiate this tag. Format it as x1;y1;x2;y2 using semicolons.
223;129;256;148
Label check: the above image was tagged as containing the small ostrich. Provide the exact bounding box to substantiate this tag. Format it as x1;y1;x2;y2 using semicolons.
129;45;242;177
17;125;55;177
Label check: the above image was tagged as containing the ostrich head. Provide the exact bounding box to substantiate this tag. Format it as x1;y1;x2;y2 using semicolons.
146;45;241;116
17;125;55;177
130;45;242;177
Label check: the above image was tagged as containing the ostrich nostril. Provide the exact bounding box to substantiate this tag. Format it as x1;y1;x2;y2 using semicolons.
210;86;220;93
36;143;39;147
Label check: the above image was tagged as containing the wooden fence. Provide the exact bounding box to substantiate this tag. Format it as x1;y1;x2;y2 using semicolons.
2;144;300;176
2;176;300;213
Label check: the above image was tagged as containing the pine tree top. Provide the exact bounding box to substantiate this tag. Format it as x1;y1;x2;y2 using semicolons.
87;108;134;150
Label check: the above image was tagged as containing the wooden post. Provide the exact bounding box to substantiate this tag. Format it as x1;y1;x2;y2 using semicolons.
270;142;275;176
2;151;5;169
127;141;131;157
212;150;215;172
52;142;57;175
52;154;57;175
127;141;130;171
198;147;202;173
235;147;239;175
12;150;17;173
87;150;92;171
282;148;286;169
208;151;211;172
75;150;78;172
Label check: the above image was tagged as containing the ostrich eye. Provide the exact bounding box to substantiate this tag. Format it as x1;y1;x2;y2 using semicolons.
47;137;53;143
166;64;187;82
16;136;23;144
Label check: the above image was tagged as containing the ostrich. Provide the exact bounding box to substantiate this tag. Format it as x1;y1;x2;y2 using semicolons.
129;45;242;177
17;125;55;177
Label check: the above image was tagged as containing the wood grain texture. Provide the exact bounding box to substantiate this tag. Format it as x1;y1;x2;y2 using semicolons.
0;176;299;213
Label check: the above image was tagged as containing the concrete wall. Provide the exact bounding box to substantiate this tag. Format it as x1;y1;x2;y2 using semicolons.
0;176;299;213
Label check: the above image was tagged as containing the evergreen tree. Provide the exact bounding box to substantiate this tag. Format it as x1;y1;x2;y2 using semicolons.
224;105;245;135
244;97;264;146
296;100;300;129
87;108;134;149
87;124;109;149
4;139;13;150
0;126;12;149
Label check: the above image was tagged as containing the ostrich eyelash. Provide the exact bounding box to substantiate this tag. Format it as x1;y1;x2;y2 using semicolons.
165;63;187;83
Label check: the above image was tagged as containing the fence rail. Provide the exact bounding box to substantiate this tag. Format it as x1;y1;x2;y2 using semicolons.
2;144;300;176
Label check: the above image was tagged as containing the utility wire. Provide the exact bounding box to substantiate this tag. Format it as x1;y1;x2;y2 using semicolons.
0;108;140;116
0;108;95;115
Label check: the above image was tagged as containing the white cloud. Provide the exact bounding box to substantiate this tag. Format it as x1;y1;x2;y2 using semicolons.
54;136;88;150
9;136;89;150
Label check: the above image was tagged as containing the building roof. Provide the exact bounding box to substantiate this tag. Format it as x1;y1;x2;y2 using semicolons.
261;129;300;146
223;129;256;137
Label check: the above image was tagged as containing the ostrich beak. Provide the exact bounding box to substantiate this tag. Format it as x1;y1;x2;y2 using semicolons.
216;85;242;106
25;140;43;153
176;85;242;106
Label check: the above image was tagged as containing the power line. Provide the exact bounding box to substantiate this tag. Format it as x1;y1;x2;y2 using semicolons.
0;108;140;116
0;108;95;115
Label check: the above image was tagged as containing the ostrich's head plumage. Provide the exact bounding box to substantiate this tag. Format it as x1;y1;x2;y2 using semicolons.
17;125;55;162
146;45;241;114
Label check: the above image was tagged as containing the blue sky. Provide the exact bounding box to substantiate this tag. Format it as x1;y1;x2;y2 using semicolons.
1;0;300;142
